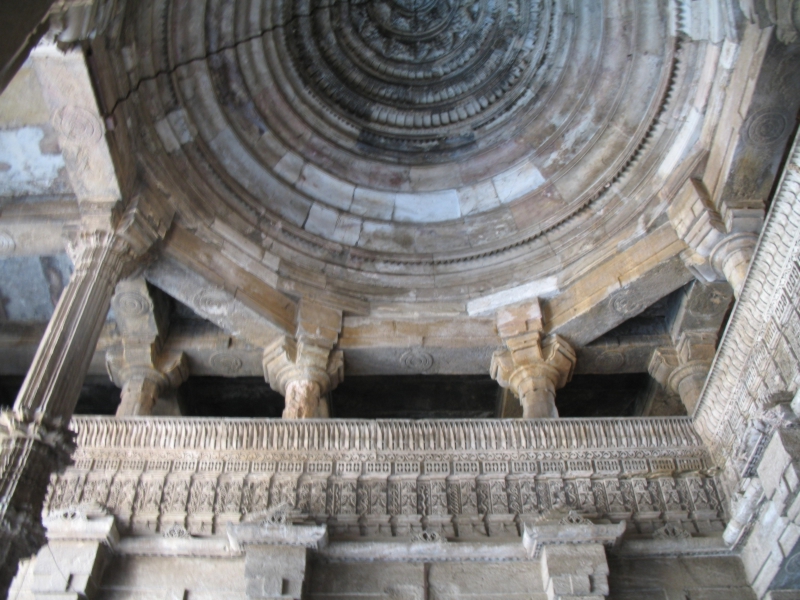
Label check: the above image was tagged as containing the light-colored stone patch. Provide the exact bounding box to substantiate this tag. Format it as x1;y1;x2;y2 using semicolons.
393;190;460;223
297;164;355;211
0;64;50;128
0;127;68;196
305;202;340;239
352;187;396;220
492;160;546;204
458;180;501;216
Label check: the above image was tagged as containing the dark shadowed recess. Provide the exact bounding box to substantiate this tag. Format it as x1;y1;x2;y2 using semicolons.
0;373;652;418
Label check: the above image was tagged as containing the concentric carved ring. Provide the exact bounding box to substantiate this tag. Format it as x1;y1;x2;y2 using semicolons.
0;231;15;255
209;352;244;375
194;289;231;316
400;348;434;372
113;292;150;317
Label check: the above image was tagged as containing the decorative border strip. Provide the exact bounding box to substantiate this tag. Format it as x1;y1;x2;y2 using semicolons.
72;417;704;453
694;131;800;474
51;416;722;541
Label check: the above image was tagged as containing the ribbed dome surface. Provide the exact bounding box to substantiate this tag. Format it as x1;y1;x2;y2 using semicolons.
119;0;709;300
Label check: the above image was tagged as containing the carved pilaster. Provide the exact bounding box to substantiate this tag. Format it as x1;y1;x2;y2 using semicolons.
668;178;763;297
228;505;327;600
0;198;173;596
263;300;343;419
491;301;576;419
0;412;75;598
32;505;119;600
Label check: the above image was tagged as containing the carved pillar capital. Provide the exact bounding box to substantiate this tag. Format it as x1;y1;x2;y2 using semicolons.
263;337;343;419
649;332;715;415
491;301;576;419
668;178;763;297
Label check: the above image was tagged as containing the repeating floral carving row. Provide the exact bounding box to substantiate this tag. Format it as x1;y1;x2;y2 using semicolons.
72;417;704;452
49;418;723;538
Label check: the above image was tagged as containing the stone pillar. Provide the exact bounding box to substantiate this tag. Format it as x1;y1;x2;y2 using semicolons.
523;511;625;600
541;545;610;600
263;300;343;419
0;231;134;596
106;277;188;417
31;506;118;600
649;332;716;415
227;506;328;600
490;301;576;419
668;178;763;298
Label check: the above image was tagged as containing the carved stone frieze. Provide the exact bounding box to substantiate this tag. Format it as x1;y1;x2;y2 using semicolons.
47;417;725;541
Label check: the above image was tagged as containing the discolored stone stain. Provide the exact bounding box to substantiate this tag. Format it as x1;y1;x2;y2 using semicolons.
39;256;65;308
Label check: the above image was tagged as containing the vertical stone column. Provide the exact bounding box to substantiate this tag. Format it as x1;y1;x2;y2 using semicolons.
668;178;763;298
490;301;576;418
649;332;717;415
523;513;625;600
263;300;343;419
0;231;133;596
31;506;119;600
227;507;328;600
106;278;188;416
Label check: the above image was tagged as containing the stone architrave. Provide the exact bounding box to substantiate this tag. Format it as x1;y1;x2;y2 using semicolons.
106;277;188;416
0;198;172;597
263;300;344;419
490;300;576;418
668;178;763;298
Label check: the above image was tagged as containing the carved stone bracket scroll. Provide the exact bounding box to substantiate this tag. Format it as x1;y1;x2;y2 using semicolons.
106;277;188;416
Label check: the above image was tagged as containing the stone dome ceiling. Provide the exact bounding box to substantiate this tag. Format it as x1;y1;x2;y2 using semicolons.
118;0;707;302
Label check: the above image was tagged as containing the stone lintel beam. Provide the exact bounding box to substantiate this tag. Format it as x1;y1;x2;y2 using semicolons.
160;224;296;336
543;223;694;347
669;178;763;297
491;300;576;419
0;200;80;257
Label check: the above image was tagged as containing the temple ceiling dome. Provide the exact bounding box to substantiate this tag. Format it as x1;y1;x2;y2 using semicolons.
115;0;730;301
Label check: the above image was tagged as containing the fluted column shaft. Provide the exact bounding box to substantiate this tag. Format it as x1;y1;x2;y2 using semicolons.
0;231;134;597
